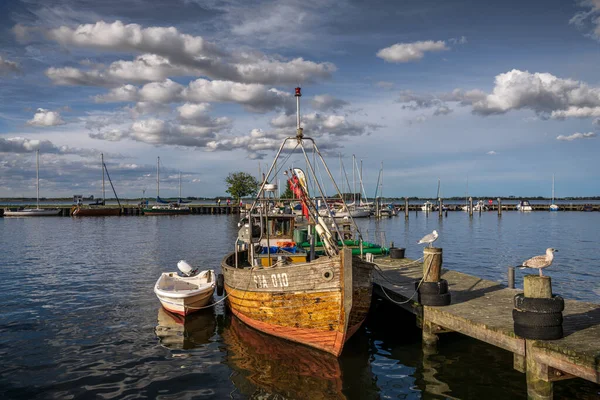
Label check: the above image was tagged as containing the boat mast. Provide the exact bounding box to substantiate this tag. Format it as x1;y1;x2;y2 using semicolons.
552;174;555;203
101;153;105;203
352;154;356;205
157;157;160;199
36;149;39;209
179;171;182;200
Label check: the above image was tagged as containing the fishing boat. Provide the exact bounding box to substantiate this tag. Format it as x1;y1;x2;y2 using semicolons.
3;150;60;217
71;153;121;216
143;159;190;215
154;260;216;316
421;200;434;212
221;87;374;357
550;174;558;211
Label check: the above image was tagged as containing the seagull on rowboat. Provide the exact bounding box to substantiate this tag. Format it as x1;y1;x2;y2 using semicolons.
520;248;557;277
417;230;438;247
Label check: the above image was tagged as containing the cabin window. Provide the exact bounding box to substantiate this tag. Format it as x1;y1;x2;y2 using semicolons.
268;219;292;237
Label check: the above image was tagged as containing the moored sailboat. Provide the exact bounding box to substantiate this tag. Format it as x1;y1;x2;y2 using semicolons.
71;153;121;216
550;174;559;211
143;158;190;215
3;150;60;217
221;87;374;357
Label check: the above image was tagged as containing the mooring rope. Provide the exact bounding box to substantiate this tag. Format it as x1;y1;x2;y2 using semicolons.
373;256;434;306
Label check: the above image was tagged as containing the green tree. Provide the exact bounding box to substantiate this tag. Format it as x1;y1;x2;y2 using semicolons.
281;180;295;199
225;172;259;202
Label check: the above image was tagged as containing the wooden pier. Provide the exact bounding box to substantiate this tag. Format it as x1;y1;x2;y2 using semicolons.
372;254;600;399
0;204;242;217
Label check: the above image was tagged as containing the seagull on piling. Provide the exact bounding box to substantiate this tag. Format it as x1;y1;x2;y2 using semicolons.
417;230;438;247
520;248;557;277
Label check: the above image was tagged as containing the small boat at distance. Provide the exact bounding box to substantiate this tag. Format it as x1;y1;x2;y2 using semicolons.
550;174;558;212
4;150;60;217
143;159;190;215
516;200;533;212
154;260;216;316
71;153;121;216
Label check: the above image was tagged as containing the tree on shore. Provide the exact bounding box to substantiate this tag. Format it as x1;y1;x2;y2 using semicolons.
225;172;259;203
281;180;295;199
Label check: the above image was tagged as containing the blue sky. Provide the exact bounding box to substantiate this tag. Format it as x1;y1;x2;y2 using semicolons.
1;0;599;199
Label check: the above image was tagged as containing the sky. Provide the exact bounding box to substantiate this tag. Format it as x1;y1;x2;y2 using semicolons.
1;0;600;199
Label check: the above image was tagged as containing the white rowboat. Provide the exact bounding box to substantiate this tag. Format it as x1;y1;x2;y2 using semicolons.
154;268;216;316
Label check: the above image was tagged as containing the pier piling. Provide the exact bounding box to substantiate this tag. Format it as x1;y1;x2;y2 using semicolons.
508;266;515;289
438;198;443;218
423;247;442;282
498;198;502;216
405;197;409;220
469;197;473;217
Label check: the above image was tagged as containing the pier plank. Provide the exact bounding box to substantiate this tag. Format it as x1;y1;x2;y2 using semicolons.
373;256;600;384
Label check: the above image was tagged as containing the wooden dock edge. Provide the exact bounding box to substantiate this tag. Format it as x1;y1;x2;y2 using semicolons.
371;255;600;398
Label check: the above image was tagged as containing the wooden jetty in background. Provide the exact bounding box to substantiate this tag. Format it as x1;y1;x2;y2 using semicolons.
0;204;242;217
372;252;600;400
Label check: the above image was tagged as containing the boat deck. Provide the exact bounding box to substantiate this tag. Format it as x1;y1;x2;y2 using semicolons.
372;255;600;385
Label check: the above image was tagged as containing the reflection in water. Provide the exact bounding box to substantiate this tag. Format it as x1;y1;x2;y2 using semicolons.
222;316;346;400
155;306;216;349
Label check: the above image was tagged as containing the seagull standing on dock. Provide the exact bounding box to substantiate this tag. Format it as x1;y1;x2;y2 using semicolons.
417;230;438;247
520;248;557;277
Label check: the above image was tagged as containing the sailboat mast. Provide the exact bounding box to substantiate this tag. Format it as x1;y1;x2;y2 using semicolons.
179;172;182;199
101;153;105;203
157;157;160;199
552;174;555;203
36;149;39;209
353;154;356;204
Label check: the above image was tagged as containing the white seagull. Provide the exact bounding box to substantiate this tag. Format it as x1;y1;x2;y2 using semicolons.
520;248;557;277
417;230;438;247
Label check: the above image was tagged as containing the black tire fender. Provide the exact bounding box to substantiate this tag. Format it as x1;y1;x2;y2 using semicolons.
513;293;564;313
416;279;449;295
514;323;563;340
216;273;224;296
418;292;451;307
512;309;563;327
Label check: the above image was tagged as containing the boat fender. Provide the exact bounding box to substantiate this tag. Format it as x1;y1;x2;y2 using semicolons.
216;274;224;296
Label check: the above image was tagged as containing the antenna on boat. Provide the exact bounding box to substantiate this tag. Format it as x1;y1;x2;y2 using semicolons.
295;87;303;140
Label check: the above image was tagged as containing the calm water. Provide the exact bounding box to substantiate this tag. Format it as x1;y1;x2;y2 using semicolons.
0;213;598;399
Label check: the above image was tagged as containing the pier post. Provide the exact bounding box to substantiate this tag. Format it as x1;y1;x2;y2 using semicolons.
498;198;502;216
526;340;553;400
469;197;473;217
405;197;409;220
422;319;439;353
423;247;442;282
508;266;515;289
438;198;443;218
523;275;554;400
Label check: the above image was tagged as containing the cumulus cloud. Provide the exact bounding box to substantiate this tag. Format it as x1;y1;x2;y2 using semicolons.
570;0;600;39
26;108;66;127
556;132;597;141
96;78;294;114
396;90;453;117
467;69;600;116
21;20;335;86
487;150;497;155
433;105;453;116
0;137;98;157
375;81;395;89
377;40;448;63
311;94;349;111
0;55;21;76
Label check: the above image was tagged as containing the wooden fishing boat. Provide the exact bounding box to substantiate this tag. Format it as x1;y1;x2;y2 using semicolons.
154;262;216;316
221;87;374;357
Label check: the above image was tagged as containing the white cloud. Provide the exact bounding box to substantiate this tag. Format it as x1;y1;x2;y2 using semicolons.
551;106;600;119
0;55;21;76
311;94;349;111
95;78;294;114
469;69;600;116
570;0;600;39
0;137;98;157
433;105;453;116
27;108;66;127
376;40;448;63
28;20;335;86
487;150;497;155
556;132;597;141
375;81;395;89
